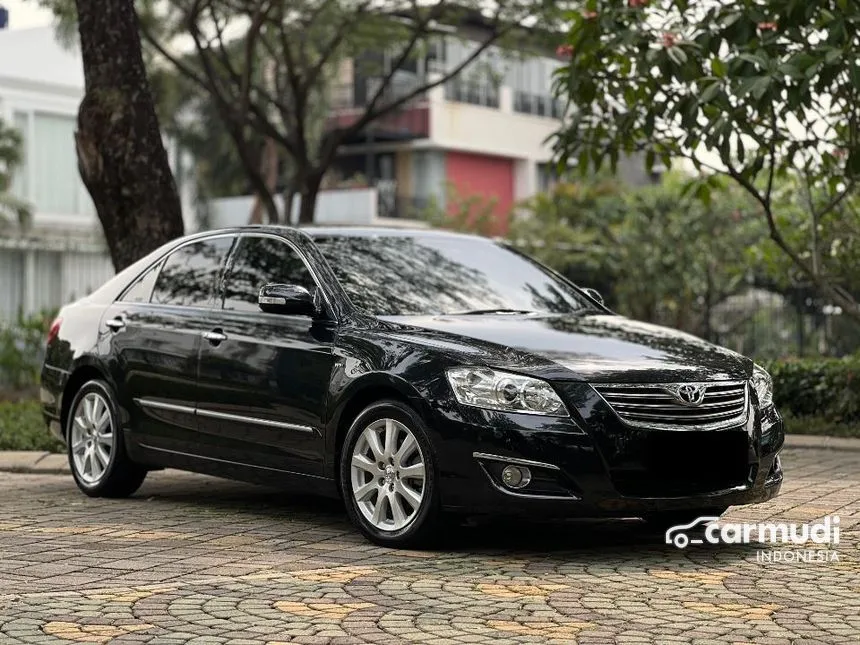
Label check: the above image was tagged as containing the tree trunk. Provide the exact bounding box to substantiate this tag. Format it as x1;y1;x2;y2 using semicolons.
297;173;322;225
248;136;279;224
282;184;297;225
74;0;183;271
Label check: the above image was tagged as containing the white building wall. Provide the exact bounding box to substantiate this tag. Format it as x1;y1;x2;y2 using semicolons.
429;99;558;164
0;243;113;322
0;27;198;235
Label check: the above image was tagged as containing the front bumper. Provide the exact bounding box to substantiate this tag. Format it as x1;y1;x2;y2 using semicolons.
430;381;784;518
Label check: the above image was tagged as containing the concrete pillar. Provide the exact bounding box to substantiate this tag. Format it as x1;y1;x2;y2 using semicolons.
513;158;538;202
23;248;36;316
499;86;513;114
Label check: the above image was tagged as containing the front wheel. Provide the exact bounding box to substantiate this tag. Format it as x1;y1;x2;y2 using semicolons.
339;400;440;547
67;380;147;498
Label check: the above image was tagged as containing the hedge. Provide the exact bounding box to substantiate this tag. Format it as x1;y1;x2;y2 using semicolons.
0;400;64;452
760;357;860;423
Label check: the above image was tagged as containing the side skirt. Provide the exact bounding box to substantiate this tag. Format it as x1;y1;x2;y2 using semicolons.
130;441;341;499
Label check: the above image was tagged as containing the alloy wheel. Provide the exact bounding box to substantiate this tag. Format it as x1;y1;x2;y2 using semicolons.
350;418;426;531
70;392;114;485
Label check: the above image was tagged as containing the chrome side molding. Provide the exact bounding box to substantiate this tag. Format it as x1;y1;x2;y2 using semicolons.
196;408;315;434
134;398;318;435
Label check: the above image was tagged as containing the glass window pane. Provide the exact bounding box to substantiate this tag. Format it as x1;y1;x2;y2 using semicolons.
313;235;591;316
32;113;79;215
223;236;316;312
10;111;28;200
120;260;163;303
151;238;234;307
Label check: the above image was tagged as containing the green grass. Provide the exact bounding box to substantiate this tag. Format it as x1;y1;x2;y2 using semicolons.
0;400;857;454
0;400;65;452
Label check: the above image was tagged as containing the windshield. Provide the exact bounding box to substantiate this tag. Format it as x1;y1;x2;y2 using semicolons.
312;233;595;316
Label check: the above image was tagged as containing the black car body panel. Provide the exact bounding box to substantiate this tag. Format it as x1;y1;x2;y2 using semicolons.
41;226;784;520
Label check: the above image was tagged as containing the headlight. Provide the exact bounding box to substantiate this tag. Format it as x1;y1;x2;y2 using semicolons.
446;367;568;416
751;364;773;407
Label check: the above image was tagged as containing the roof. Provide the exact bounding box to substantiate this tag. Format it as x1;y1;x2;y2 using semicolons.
0;26;84;90
228;224;490;241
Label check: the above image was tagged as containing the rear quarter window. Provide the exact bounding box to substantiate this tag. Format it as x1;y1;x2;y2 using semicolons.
118;260;163;303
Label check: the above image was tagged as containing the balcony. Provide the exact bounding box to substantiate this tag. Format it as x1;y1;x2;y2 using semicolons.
444;79;500;109
327;79;430;142
513;91;566;119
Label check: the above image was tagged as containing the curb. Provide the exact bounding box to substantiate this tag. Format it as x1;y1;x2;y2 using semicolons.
783;434;860;452
0;434;858;475
0;451;70;475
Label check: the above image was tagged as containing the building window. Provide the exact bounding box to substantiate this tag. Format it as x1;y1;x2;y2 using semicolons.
10;111;94;217
442;39;502;108
506;56;563;118
10;111;28;201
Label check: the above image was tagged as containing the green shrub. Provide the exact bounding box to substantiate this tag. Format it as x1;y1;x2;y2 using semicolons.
0;400;63;452
780;412;860;438
0;311;55;390
760;357;860;423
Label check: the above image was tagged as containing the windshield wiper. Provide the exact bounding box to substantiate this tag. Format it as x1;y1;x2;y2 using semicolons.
454;308;536;315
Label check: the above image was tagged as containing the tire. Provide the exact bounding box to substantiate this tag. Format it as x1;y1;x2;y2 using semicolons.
642;506;728;532
66;379;147;498
339;400;440;547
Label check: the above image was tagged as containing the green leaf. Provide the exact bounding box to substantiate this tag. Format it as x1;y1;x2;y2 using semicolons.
699;81;721;104
667;46;688;66
711;58;727;78
825;48;843;64
738;53;768;68
847;150;860;178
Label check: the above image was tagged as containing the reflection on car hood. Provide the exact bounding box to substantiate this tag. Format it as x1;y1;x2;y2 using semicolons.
380;313;752;382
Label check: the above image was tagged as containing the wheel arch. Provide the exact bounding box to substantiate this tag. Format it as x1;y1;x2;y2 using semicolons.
60;359;114;439
326;374;427;480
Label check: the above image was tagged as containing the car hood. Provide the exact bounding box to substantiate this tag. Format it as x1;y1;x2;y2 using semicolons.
379;313;752;383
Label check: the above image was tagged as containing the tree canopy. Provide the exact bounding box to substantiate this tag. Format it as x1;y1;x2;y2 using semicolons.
554;0;860;320
510;174;765;338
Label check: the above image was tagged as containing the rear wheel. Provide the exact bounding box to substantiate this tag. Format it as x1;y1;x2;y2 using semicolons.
340;400;440;547
67;380;147;498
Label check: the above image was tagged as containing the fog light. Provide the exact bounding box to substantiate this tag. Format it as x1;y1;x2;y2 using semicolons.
501;465;531;489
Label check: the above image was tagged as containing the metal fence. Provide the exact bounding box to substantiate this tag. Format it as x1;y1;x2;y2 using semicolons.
0;242;114;322
707;289;860;359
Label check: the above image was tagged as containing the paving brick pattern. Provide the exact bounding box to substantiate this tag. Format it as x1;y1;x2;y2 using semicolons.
0;447;857;644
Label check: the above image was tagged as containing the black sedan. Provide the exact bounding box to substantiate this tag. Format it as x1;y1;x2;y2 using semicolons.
41;226;784;546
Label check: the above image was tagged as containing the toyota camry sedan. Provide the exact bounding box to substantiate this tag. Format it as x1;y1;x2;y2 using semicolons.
40;226;784;546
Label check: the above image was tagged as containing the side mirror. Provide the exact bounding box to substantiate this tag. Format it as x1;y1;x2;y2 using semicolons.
581;287;604;306
258;283;317;317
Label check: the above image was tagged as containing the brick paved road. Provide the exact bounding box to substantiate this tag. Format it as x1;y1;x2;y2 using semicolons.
0;447;857;644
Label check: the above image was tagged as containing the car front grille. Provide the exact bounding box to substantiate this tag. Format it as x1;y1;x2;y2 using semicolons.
593;381;749;431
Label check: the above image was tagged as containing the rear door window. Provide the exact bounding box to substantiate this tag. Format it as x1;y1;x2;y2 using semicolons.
151;237;235;307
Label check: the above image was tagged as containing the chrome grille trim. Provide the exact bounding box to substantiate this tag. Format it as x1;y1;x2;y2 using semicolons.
593;381;749;431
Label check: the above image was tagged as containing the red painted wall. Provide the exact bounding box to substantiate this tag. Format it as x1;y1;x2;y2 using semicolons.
445;151;514;235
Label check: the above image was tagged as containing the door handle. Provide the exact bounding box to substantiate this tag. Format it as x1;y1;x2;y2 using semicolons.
105;317;126;331
203;329;227;344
